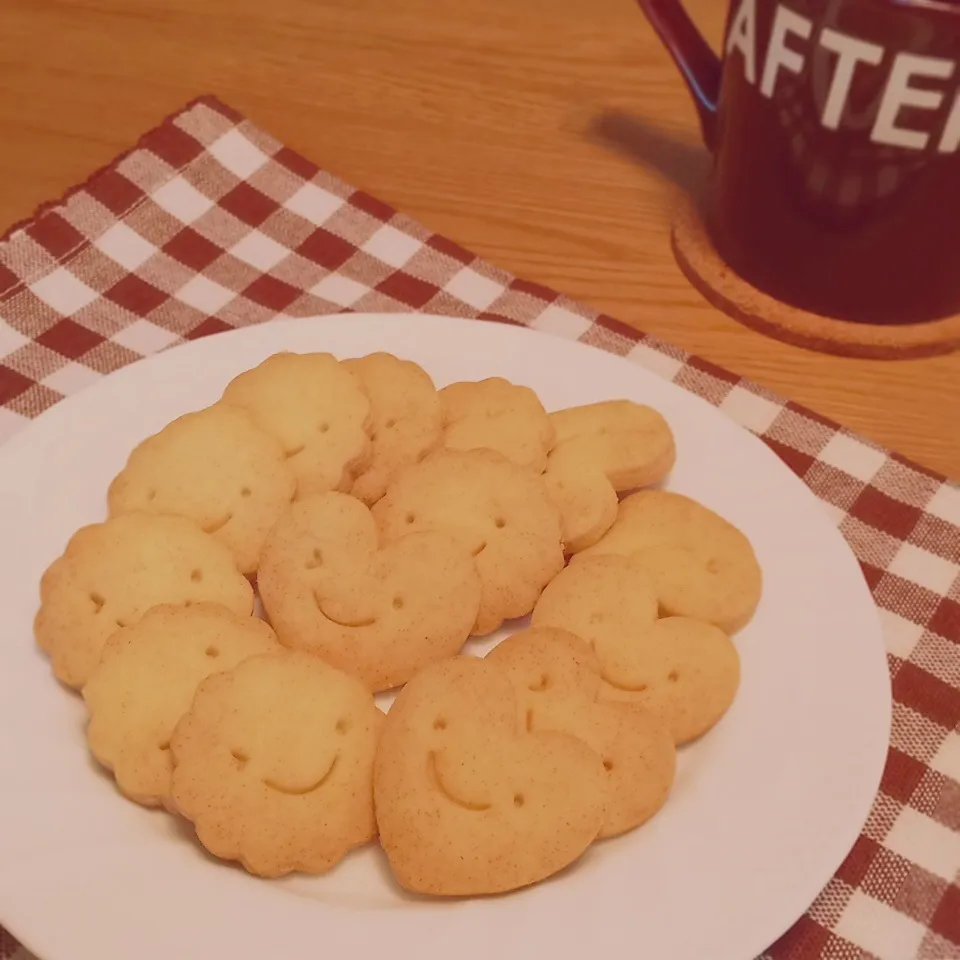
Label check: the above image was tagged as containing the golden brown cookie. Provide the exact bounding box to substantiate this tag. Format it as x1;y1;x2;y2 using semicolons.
487;627;675;837
220;352;371;499
440;378;555;473
544;401;676;553
35;514;254;689
342;353;442;505
107;404;296;575
533;555;741;744
374;656;606;896
372;448;564;635
83;603;280;807
170;651;382;878
581;490;762;633
258;493;481;692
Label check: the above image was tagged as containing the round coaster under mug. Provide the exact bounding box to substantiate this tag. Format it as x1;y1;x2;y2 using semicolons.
672;195;960;360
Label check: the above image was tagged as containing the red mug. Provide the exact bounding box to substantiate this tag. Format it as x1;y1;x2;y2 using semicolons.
638;0;960;325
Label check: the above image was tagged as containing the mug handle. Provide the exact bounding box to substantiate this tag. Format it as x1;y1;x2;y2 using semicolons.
634;0;722;150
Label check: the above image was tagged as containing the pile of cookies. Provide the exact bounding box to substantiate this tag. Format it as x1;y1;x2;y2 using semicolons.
35;350;762;895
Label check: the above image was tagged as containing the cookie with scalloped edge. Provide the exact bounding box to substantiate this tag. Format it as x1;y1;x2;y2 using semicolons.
440;377;555;473
170;651;382;878
220;352;371;499
343;353;442;505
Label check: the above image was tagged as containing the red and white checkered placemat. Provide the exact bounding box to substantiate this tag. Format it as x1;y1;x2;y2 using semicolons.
1;96;957;960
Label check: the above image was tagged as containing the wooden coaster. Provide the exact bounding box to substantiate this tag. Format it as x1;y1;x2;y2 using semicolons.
671;195;960;360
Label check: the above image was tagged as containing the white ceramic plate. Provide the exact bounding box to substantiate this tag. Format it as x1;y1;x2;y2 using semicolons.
0;314;889;960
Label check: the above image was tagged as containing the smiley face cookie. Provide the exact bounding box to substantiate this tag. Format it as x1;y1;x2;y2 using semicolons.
107;404;296;575
83;603;280;807
374;656;606;896
486;628;675;837
532;555;740;744
342;353;442;505
35;514;254;689
373;449;564;635
581;490;762;633
544;401;676;553
220;352;371;499
170;651;382;877
258;493;481;692
440;378;555;473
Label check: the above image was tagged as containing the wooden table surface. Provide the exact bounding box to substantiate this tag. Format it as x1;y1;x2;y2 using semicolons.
2;0;958;477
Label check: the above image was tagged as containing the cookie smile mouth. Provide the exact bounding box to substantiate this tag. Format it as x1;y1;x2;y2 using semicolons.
202;512;233;535
427;750;491;812
263;753;339;796
314;592;378;628
600;672;649;693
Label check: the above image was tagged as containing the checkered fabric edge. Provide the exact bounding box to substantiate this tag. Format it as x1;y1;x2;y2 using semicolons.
0;96;957;960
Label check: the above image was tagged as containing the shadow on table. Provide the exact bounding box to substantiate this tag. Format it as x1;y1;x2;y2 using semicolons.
587;109;710;200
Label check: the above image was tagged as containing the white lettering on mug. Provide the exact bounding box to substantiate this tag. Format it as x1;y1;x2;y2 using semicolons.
725;3;960;153
819;28;884;130
726;0;758;85
871;53;955;150
939;92;960;153
760;7;812;99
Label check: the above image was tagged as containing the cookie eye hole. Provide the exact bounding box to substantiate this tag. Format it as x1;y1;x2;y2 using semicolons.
405;512;416;525
433;718;447;731
392;596;404;610
115;618;127;629
335;718;351;734
318;422;330;434
205;646;219;659
146;489;157;502
240;487;252;499
90;592;106;613
706;558;720;574
528;673;550;692
190;569;203;583
231;748;248;766
306;548;323;570
159;741;171;751
668;670;679;683
494;516;506;530
513;793;525;808
602;759;614;772
385;418;397;429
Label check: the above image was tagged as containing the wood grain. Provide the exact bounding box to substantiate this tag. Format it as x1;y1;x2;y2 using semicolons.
1;0;957;476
